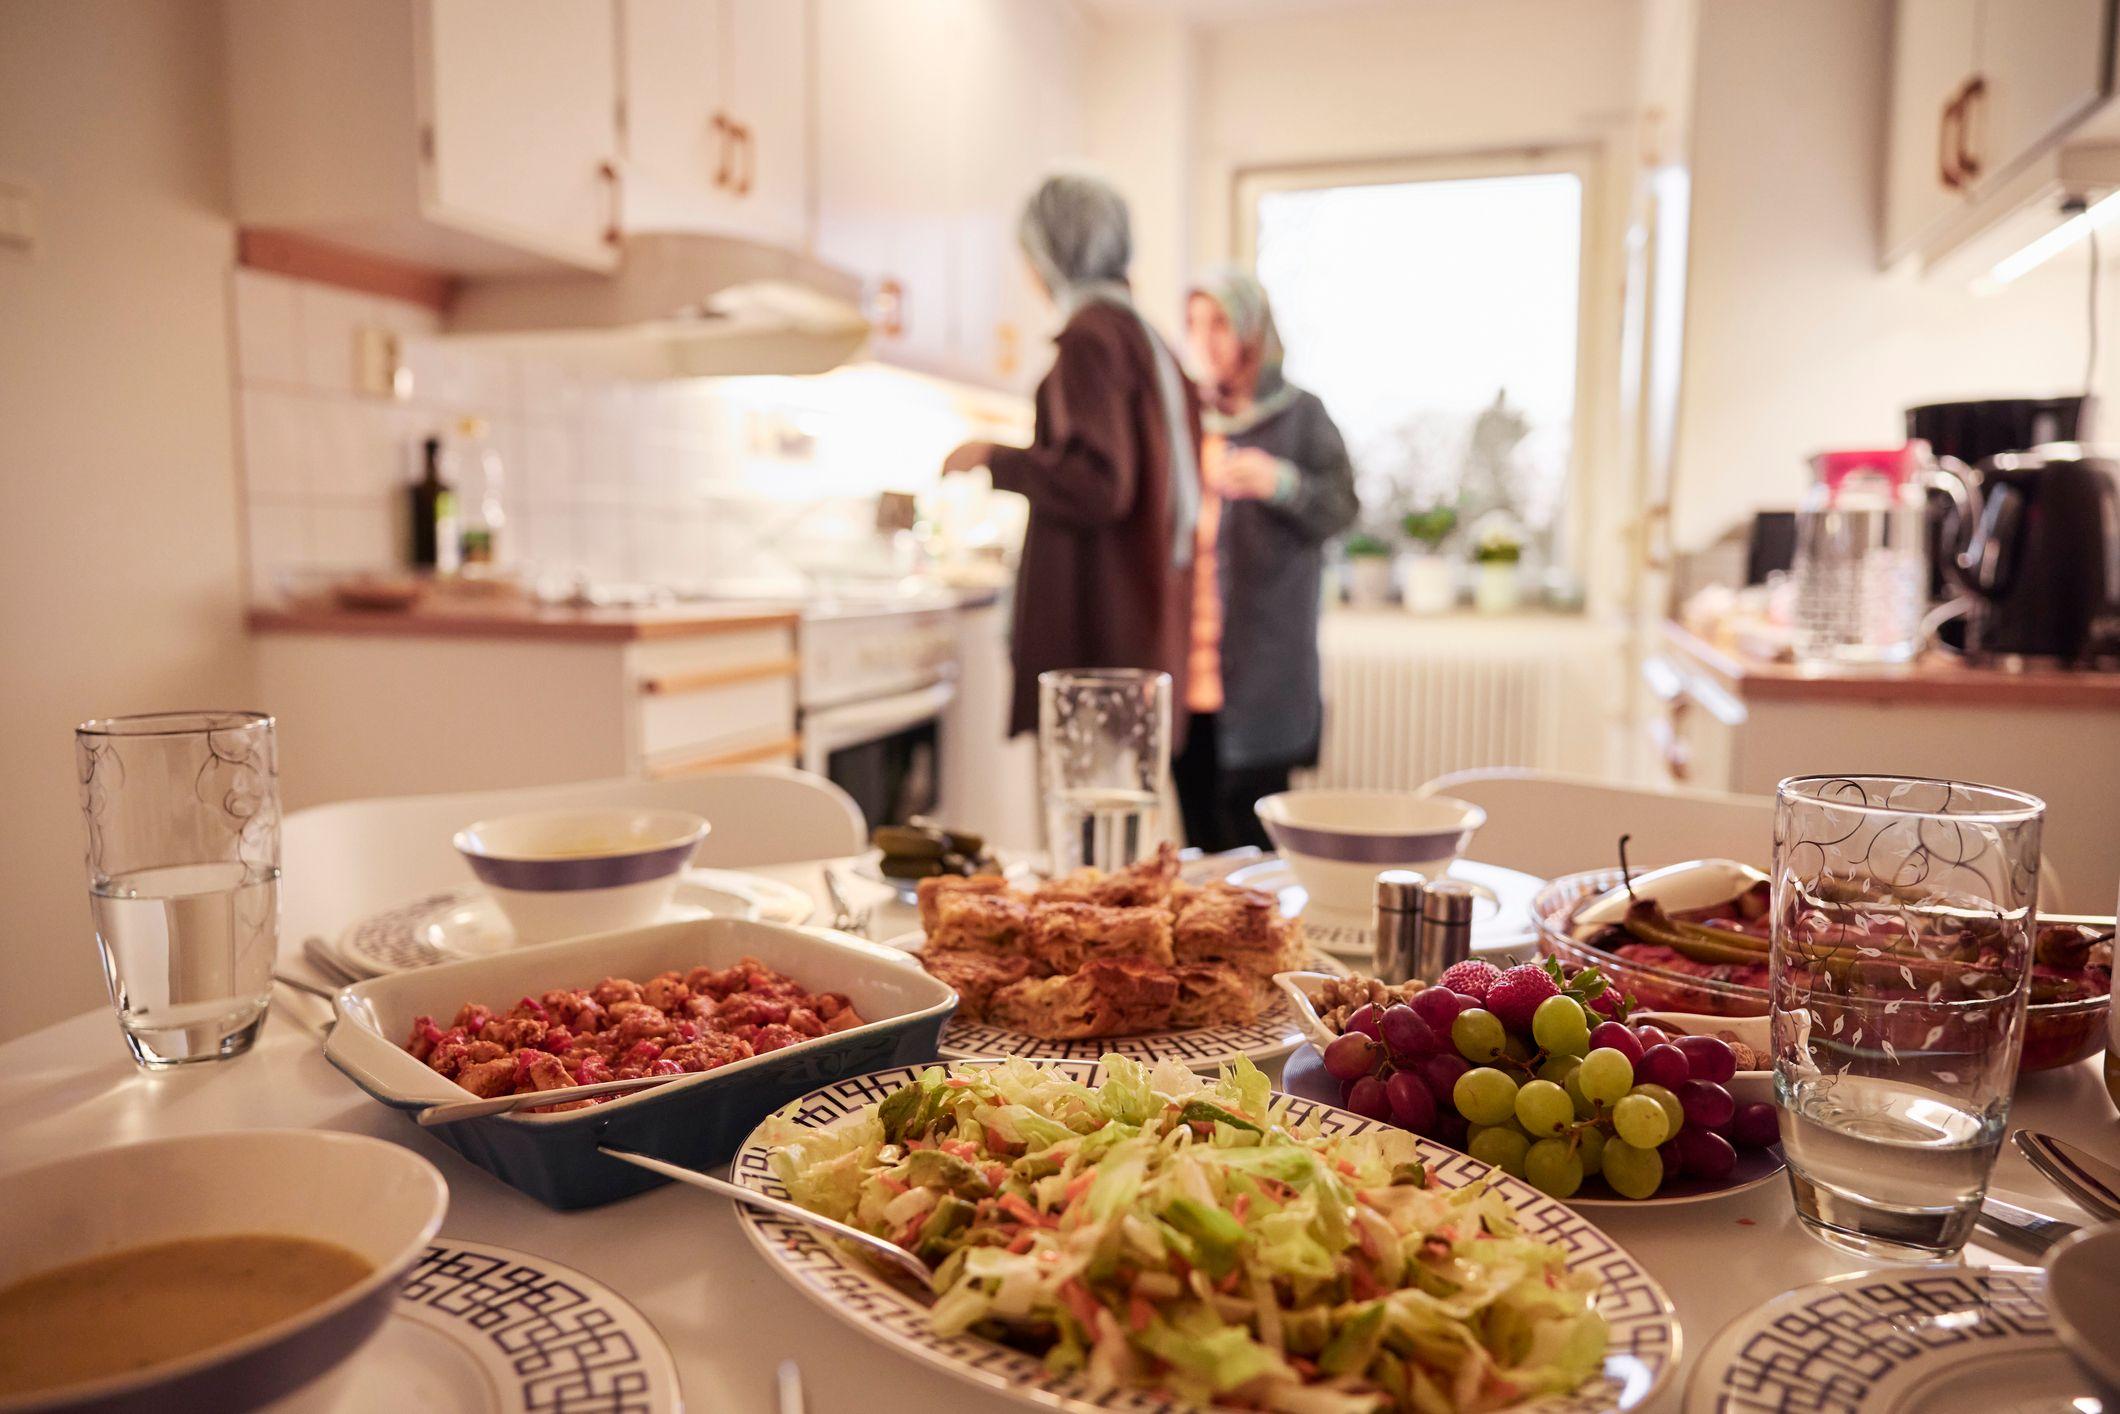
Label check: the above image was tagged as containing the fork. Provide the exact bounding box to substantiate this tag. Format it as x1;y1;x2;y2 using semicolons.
821;867;871;937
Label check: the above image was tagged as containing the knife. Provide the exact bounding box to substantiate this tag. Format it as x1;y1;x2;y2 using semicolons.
2016;1130;2120;1224
1976;1196;2079;1254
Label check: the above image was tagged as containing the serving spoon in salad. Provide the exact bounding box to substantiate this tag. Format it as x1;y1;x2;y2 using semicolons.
598;1145;936;1287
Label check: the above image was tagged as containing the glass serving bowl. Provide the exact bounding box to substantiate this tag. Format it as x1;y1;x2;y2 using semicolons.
1531;869;2109;1076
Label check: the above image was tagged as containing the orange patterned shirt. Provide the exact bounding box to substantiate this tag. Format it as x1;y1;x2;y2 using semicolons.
1187;436;1225;713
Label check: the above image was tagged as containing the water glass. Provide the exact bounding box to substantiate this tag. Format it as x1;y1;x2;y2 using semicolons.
1770;774;2044;1261
1038;669;1171;874
77;711;282;1068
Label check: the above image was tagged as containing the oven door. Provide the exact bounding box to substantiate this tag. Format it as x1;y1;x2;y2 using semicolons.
800;680;955;829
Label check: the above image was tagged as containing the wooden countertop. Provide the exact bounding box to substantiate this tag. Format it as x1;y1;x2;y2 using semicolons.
249;596;802;643
1661;621;2120;711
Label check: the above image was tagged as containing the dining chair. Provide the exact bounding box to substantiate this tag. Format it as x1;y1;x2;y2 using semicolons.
1421;767;2068;906
281;767;865;949
1418;769;1779;878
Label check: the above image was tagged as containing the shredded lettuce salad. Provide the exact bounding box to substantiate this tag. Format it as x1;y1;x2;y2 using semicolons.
764;1055;1606;1413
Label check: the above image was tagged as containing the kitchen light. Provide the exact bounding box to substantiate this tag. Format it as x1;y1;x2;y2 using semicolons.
1975;189;2120;292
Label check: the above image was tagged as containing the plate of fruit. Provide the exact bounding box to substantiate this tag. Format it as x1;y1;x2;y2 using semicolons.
1276;958;1786;1206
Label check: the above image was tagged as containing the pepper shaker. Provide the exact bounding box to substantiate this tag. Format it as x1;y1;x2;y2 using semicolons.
1372;870;1427;983
1373;871;1476;984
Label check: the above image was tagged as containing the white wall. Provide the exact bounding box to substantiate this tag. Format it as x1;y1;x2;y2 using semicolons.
0;0;253;1041
1186;0;1645;268
1673;0;2107;550
1084;13;1199;330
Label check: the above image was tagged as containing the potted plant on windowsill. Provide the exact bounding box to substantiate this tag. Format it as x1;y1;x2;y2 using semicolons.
1343;533;1394;609
1399;505;1458;614
1471;524;1524;613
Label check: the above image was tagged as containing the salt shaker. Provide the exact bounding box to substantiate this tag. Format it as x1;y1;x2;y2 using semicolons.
1373;871;1477;984
1372;870;1426;983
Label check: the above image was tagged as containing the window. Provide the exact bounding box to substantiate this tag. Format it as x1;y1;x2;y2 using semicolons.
1240;157;1588;569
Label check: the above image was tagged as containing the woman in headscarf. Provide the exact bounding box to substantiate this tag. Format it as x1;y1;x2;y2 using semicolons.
1175;267;1360;851
942;173;1202;742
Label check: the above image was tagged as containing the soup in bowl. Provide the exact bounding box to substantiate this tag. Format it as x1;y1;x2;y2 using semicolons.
454;807;709;944
0;1129;446;1413
1255;790;1486;917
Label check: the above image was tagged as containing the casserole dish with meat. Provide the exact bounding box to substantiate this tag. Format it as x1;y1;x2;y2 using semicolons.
325;917;955;1209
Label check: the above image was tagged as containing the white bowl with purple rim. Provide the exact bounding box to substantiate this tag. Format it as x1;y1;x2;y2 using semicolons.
453;807;709;945
0;1129;446;1414
1254;789;1486;918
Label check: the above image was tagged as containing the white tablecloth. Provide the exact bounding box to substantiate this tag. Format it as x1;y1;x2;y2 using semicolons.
3;858;2114;1414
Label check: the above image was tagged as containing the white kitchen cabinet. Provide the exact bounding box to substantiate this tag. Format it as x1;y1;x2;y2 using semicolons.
1975;0;2113;190
225;0;622;274
1882;0;2115;267
250;608;802;810
1643;623;2120;913
619;0;809;247
814;0;1083;391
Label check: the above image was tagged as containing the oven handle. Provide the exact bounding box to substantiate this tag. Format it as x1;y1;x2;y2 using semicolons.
801;680;956;758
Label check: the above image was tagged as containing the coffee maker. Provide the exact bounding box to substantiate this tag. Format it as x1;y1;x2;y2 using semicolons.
1905;398;2120;666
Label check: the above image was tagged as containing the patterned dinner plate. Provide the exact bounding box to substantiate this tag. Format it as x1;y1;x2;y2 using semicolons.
729;1061;1679;1414
335;869;815;977
876;928;1348;1071
1684;1266;2092;1413
1224;857;1543;960
276;1239;681;1412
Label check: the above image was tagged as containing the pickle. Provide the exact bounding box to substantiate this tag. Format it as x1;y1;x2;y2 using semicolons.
879;854;945;880
871;825;946;859
942;829;985;857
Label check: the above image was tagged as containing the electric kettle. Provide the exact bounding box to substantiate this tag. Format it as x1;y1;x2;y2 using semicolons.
1950;444;2120;664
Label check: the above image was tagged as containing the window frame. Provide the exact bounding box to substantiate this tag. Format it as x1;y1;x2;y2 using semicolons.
1231;146;1609;587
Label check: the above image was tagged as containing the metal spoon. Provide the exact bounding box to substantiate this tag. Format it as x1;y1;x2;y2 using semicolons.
597;1145;935;1288
415;1070;712;1126
2016;1129;2120;1223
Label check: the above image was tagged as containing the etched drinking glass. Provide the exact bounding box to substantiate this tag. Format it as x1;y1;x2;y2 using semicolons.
1771;774;2044;1261
1038;669;1172;875
77;711;282;1067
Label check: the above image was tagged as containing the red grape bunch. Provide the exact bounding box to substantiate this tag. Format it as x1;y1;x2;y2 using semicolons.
1321;958;1779;1199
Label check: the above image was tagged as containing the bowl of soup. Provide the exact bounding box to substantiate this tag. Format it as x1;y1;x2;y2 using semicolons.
0;1129;446;1413
453;807;709;944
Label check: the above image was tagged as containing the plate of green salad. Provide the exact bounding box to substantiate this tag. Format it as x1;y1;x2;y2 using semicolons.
733;1055;1678;1413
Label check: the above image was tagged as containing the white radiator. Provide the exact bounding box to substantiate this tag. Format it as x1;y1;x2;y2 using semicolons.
1301;614;1619;792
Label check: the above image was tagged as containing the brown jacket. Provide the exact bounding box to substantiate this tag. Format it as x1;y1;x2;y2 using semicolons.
988;301;1202;738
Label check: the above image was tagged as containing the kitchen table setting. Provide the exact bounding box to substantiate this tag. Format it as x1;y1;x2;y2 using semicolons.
5;705;2116;1414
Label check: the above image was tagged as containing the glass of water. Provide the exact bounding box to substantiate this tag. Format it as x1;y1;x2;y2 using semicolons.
1771;774;2044;1261
1039;669;1171;875
76;711;282;1068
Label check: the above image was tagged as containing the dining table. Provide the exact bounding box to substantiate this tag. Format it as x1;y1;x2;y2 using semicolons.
2;853;2115;1414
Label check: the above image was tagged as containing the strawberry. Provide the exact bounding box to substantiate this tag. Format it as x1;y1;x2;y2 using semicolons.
1435;959;1501;1002
1485;963;1560;1034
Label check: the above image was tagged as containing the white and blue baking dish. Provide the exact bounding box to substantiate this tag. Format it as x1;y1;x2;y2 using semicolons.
325;916;956;1209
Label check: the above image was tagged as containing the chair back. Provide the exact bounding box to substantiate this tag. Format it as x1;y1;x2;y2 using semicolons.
1420;769;1775;879
282;768;863;948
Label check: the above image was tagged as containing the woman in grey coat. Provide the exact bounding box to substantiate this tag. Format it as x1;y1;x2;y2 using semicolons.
1176;268;1359;851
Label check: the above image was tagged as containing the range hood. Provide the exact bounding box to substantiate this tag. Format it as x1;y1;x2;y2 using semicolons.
443;232;871;380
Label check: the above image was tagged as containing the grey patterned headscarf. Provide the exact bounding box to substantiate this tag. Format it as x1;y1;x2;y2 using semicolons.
1189;265;1300;436
1019;173;1199;569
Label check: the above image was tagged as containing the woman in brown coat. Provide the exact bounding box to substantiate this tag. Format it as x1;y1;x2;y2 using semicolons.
943;173;1202;739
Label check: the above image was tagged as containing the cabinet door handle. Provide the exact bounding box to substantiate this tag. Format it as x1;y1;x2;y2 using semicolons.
731;121;755;197
875;276;906;337
599;159;623;245
1957;74;1986;184
1939;82;1967;191
712;111;735;190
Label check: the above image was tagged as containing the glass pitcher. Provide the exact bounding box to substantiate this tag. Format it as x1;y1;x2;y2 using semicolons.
1791;442;1974;664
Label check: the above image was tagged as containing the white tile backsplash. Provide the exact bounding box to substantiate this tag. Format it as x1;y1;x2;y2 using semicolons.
232;269;301;386
231;272;1013;600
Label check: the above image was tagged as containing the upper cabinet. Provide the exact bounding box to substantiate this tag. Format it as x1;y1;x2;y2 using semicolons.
814;0;1084;392
226;0;623;273
1882;0;2115;268
225;0;1078;392
619;0;808;248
